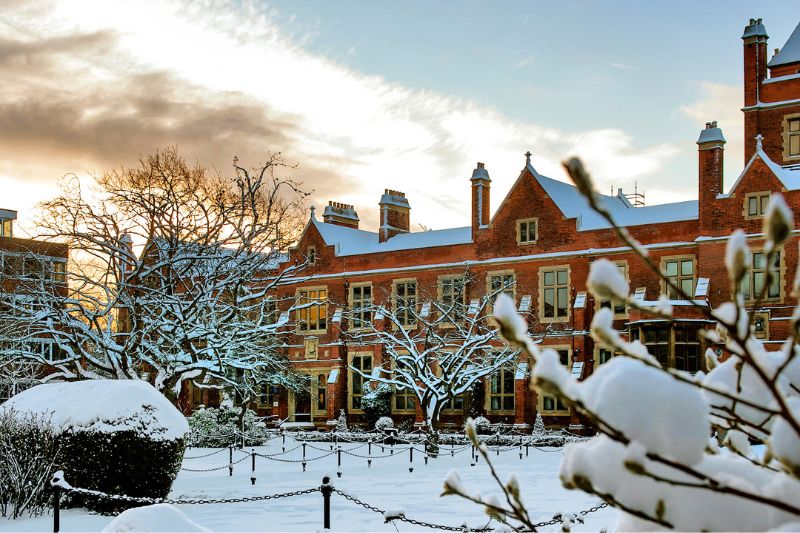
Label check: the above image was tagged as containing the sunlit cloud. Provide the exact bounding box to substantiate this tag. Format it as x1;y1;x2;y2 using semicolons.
1;0;681;233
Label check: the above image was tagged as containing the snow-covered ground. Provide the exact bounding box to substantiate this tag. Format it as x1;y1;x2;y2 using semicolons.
12;436;617;532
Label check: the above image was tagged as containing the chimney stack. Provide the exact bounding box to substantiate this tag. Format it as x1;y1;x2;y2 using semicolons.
742;17;768;162
322;201;360;229
470;162;491;236
697;121;726;232
379;189;410;242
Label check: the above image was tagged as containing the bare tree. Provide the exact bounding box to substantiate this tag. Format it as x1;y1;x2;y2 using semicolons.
346;278;521;450
0;148;309;404
444;159;800;531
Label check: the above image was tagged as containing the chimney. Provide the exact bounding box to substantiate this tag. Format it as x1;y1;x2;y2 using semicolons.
697;121;726;232
470;162;491;236
379;189;410;242
742;18;768;162
322;201;360;229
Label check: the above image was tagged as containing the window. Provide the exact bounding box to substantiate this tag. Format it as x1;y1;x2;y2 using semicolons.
488;271;515;303
541;267;569;320
488;367;515;412
316;374;327;413
598;262;627;316
393;279;417;327
517;218;537;244
394;386;415;412
296;287;328;332
642;326;670;366
442;394;464;412
753;311;769;340
538;348;569;412
674;326;701;373
662;257;695;299
258;384;278;408
52;261;66;283
740;251;781;301
349;354;372;410
0;219;12;237
306;246;316;265
349;284;372;329
786;116;800;158
744;192;771;218
439;275;465;323
597;348;616;365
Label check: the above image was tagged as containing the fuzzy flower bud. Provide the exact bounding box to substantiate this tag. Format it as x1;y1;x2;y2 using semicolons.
725;229;750;286
763;193;793;252
587;259;629;303
562;157;596;203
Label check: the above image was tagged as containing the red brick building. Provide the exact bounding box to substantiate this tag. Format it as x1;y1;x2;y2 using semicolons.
0;208;69;400
260;18;800;430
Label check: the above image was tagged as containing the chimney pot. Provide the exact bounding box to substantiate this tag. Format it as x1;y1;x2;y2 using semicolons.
477;162;484;169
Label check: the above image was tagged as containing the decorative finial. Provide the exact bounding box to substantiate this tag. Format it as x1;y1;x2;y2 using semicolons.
525;150;532;164
310;205;316;219
755;134;764;150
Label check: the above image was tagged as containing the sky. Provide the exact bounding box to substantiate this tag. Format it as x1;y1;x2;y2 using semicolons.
1;0;798;235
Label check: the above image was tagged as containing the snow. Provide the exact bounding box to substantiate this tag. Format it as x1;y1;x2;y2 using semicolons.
696;125;726;145
311;219;471;257
768;22;800;67
587;259;629;302
725;229;750;283
102;504;210;532
769;397;800;473
1;380;189;441
764;193;794;249
12;438;616;532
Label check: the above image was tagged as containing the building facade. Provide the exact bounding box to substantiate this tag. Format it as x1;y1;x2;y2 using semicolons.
0;209;69;400
249;18;800;430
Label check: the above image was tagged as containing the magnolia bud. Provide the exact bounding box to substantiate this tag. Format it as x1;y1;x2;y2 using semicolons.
587;259;629;302
725;229;750;285
562;157;596;202
764;193;793;251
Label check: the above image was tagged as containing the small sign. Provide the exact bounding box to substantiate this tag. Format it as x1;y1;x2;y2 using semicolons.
519;295;531;312
573;292;586;309
420;302;431;318
633;287;647;301
695;278;709;298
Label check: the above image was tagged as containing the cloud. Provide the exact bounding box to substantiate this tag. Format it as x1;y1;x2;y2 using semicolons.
679;81;744;189
0;0;681;233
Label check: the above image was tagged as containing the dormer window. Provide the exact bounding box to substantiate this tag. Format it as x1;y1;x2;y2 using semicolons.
744;192;770;218
516;218;537;245
784;115;800;159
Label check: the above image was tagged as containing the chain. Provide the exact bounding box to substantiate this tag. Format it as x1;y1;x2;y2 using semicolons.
333;488;491;532
184;448;229;460
180;454;250;472
254;450;337;463
531;502;609;528
63;485;319;505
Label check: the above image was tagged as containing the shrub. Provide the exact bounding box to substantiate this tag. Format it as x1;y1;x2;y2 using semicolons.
187;405;266;447
470;416;491;434
0;409;60;519
375;416;394;432
361;382;392;428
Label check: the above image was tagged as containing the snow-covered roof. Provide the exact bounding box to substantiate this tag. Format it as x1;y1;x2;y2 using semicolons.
697;124;726;145
1;379;189;441
525;162;698;231
768;21;800;67
742;18;768;40
722;147;800;197
312;218;472;257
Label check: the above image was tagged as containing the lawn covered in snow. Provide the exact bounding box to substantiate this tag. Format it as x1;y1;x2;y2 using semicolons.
13;436;617;532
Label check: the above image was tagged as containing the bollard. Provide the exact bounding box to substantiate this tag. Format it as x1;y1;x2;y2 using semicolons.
282;433;286;446
251;449;256;485
424;453;428;466
302;461;307;472
303;443;307;462
525;443;529;457
368;440;371;456
367;459;371;468
228;445;233;477
321;476;333;530
408;446;414;473
337;447;342;477
52;483;61;533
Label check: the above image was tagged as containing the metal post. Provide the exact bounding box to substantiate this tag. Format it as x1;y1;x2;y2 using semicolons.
336;447;342;478
525;442;529;457
321;476;333;530
251;449;256;485
52;484;60;533
368;440;371;456
408;446;414;473
303;443;307;462
228;445;233;477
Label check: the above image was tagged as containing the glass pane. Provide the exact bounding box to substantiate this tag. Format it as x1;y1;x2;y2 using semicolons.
681;260;693;276
658;328;669;342
558;350;569;366
754;272;765;295
665;261;678;276
791;135;800;156
491;375;499;394
543;271;554;286
503;397;514;410
543;396;554;410
748;197;758;216
769;275;780;298
771;253;781;268
681;278;694;296
761;195;769;214
791;119;800;132
740;276;750;297
557;270;567;285
491;397;500;410
557;287;568;314
753;252;766;269
543;288;554;316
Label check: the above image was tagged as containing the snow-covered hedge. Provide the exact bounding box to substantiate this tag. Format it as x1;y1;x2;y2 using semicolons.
0;409;60;519
186;405;269;447
375;416;394;431
2;380;189;514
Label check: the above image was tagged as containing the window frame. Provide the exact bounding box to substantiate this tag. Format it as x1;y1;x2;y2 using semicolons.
516;218;538;245
538;346;571;415
596;260;628;318
295;285;328;333
313;372;328;416
485;365;516;414
486;269;516;305
661;255;696;300
739;248;784;303
348;282;373;330
783;113;800;161
539;265;571;323
743;191;772;219
348;352;373;413
437;274;466;324
392;278;418;329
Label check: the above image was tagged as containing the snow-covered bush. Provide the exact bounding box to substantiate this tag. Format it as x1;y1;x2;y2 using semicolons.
361;382;392;428
531;412;545;436
186;405;266;447
102;503;210;532
375;416;394;432
2;380;189;514
0;409;60;519
444;160;800;531
469;416;491;435
335;409;348;432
